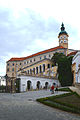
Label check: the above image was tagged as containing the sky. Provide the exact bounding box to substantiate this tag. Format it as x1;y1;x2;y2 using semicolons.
0;0;80;76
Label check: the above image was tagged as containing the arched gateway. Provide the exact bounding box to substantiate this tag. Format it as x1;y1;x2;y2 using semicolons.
36;81;40;89
27;80;31;90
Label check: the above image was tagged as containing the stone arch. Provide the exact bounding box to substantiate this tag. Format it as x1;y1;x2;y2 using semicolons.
45;82;48;89
36;81;40;89
27;80;31;90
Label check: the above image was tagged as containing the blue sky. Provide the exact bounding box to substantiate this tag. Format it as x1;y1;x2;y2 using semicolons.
0;0;80;76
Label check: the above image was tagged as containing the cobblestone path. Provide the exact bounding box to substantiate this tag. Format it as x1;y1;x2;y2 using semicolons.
0;90;80;120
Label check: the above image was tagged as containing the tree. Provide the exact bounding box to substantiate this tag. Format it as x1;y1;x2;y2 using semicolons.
51;53;73;86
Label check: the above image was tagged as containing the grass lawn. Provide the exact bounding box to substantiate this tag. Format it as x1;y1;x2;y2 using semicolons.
58;87;72;92
37;91;80;114
54;94;80;108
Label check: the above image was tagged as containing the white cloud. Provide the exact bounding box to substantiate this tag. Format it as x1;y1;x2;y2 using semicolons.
0;0;80;75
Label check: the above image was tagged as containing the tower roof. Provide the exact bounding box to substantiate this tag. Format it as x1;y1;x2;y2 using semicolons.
58;23;68;36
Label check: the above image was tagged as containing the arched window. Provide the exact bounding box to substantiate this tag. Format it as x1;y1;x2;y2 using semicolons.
43;64;45;72
27;70;29;74
47;64;50;68
12;68;14;71
33;68;35;74
39;65;42;73
30;69;32;74
36;67;38;74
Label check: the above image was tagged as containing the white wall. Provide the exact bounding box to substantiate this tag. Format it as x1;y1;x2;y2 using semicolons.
0;76;6;86
72;52;80;83
17;76;60;92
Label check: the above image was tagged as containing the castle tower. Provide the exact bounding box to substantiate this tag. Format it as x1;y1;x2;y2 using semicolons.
58;23;69;49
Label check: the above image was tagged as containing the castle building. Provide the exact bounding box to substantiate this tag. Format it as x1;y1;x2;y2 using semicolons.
72;52;80;85
6;23;77;92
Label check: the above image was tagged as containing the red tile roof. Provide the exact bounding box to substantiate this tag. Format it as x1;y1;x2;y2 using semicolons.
8;46;65;62
67;51;77;56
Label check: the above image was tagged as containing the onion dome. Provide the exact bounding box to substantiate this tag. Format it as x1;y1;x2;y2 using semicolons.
58;23;68;36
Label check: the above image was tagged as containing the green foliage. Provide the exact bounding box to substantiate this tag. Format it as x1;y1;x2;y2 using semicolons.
37;92;80;114
51;53;73;86
0;85;6;92
58;87;72;92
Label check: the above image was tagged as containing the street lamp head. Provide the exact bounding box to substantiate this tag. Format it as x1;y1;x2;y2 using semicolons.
5;74;8;79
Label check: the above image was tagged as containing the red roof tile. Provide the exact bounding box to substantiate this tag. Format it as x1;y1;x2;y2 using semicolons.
67;51;77;56
8;46;65;62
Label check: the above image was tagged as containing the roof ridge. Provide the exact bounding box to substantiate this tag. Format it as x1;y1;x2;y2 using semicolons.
7;45;65;62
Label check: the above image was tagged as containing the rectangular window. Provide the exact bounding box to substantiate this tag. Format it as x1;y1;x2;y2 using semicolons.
8;63;9;66
20;63;22;65
34;58;35;61
44;56;46;59
49;54;51;57
30;60;32;63
13;63;14;66
40;57;42;60
7;68;9;72
24;62;26;64
12;68;14;71
27;70;29;74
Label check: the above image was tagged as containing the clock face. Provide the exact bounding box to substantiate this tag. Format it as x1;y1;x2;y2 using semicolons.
64;40;67;43
60;40;63;43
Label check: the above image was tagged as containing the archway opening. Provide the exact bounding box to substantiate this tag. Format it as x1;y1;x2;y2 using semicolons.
37;81;40;89
45;82;48;89
27;80;31;90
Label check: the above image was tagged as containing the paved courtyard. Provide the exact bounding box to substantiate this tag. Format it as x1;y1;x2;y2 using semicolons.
0;90;80;120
